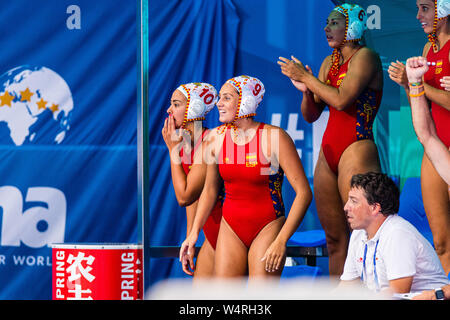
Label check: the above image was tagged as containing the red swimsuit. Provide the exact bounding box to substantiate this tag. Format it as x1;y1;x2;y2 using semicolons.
180;129;223;250
322;50;383;174
424;39;450;147
218;123;285;248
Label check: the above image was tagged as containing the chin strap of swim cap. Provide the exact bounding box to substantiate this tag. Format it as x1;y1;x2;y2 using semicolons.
330;4;367;76
428;0;450;51
218;76;264;137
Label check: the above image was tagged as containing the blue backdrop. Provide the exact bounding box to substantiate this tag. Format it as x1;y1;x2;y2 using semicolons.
0;1;138;299
148;0;239;286
147;0;336;288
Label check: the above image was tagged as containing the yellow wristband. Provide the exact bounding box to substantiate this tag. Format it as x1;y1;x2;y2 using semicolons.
409;90;425;98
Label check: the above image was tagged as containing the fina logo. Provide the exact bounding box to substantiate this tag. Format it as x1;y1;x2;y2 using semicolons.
0;66;71;248
0;66;73;145
0;186;66;248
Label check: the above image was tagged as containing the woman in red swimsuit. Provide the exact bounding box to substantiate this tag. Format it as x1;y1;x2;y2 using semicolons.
162;82;222;278
278;3;383;276
388;0;450;273
180;76;312;278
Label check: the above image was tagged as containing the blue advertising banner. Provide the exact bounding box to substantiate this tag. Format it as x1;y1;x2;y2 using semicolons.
0;1;138;299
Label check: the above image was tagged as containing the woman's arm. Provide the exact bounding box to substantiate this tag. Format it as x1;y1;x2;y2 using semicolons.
261;127;313;272
387;42;450;109
423;82;450;110
406;56;450;185
280;48;381;111
388;43;432;103
302;49;380;110
188;162;221;238
184;201;198;237
179;162;221;275
279;56;327;123
410;89;450;185
169;152;207;207
162;115;207;206
179;131;223;275
274;128;312;244
300;58;328;123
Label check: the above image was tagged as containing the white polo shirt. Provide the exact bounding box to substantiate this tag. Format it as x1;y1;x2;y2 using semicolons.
341;215;449;293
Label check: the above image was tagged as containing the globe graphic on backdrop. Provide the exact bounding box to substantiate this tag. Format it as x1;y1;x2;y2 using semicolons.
0;66;73;145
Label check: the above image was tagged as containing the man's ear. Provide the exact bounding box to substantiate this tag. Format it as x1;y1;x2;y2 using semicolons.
371;202;382;215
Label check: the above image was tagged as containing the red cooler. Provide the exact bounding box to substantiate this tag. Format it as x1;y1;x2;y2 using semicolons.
52;243;143;300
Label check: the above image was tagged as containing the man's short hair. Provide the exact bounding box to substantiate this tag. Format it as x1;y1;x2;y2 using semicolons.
350;172;400;216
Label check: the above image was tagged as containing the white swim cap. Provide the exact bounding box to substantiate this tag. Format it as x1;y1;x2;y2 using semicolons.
176;82;218;127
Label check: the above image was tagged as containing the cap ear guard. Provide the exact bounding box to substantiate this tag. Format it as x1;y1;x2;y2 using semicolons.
226;75;265;120
330;3;367;76
176;82;218;127
218;75;265;135
437;0;450;19
186;97;204;120
239;95;257;118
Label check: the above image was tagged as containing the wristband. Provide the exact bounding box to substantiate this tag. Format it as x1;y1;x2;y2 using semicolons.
409;92;425;98
409;81;422;86
409;90;425;98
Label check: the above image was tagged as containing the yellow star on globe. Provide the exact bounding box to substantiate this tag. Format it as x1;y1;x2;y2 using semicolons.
50;104;59;112
36;98;47;110
20;88;34;102
0;90;15;107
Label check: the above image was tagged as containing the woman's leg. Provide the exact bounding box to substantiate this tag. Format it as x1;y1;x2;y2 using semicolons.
248;217;286;280
337;140;381;205
314;149;349;277
421;152;450;274
214;218;248;277
193;238;215;280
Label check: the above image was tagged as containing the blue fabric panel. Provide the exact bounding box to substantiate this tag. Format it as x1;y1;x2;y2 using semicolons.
147;0;239;287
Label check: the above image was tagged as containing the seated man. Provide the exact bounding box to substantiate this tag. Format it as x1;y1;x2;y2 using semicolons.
340;172;449;295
